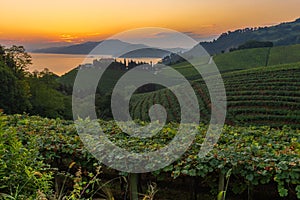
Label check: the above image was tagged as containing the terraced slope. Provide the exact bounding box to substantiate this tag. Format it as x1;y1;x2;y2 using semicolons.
169;44;300;80
130;62;300;128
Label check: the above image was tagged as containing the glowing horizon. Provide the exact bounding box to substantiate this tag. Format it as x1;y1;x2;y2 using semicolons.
1;0;300;49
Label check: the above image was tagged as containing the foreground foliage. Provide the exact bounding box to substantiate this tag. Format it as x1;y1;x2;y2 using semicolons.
0;114;299;199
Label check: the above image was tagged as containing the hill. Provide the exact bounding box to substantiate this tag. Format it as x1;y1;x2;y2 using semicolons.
58;43;300;127
32;40;185;58
33;41;103;54
32;39;147;56
130;62;300;128
59;67;127;94
167;44;300;80
59;43;300;92
120;48;170;58
200;18;300;54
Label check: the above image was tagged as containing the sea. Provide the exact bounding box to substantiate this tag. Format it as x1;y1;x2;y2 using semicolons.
29;53;161;76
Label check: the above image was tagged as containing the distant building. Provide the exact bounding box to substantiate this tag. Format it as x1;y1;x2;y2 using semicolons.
100;58;115;62
78;63;93;69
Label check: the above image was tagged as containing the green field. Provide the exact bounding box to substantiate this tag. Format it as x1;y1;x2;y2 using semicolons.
214;47;270;72
268;44;300;65
130;62;300;128
165;44;300;81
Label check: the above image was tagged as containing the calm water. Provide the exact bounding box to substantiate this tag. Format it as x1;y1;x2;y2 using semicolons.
30;53;161;76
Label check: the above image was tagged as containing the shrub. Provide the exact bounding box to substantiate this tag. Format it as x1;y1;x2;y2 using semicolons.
0;117;53;199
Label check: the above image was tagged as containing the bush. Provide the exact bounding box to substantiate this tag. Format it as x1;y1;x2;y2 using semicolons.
0;116;53;199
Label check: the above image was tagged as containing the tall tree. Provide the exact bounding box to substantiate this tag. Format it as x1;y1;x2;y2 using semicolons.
5;45;32;78
28;69;71;119
0;45;31;113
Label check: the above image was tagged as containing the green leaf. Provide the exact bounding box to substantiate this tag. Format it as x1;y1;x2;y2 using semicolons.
296;185;300;199
188;169;197;176
217;191;225;200
181;170;189;175
246;174;254;181
226;169;232;179
163;165;174;172
278;187;288;197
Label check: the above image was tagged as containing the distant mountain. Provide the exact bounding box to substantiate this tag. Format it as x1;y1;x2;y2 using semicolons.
200;18;300;55
120;48;170;58
32;39;186;58
166;47;187;53
32;39;147;55
32;41;101;54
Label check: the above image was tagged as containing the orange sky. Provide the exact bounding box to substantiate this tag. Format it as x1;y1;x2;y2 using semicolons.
1;0;300;49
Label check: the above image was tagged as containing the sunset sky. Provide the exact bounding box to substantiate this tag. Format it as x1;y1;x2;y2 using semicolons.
1;0;300;50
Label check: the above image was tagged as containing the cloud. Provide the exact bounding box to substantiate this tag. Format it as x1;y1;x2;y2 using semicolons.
60;34;79;43
153;32;174;38
86;32;101;36
0;32;107;50
58;32;107;44
182;31;205;39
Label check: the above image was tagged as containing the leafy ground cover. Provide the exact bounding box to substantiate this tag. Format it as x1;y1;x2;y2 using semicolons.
0;114;299;199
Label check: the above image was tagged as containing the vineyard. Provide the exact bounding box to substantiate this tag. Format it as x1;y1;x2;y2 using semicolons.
0;114;299;199
168;44;300;79
130;62;300;128
2;36;300;200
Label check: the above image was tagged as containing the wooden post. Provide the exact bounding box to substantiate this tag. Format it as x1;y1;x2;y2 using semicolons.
129;173;138;200
248;183;253;200
218;172;225;200
193;176;198;200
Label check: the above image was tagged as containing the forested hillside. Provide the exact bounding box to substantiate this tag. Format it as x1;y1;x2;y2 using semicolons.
0;45;72;119
201;18;300;54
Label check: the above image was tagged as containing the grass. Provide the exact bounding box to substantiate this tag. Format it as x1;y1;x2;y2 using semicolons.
214;47;270;72
268;44;300;65
165;44;300;80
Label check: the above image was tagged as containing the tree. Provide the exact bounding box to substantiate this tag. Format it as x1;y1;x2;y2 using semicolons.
0;46;31;113
238;40;273;50
95;93;113;120
0;45;5;57
0;62;31;113
0;62;17;113
34;68;59;88
5;45;32;78
0;46;73;118
28;69;70;119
